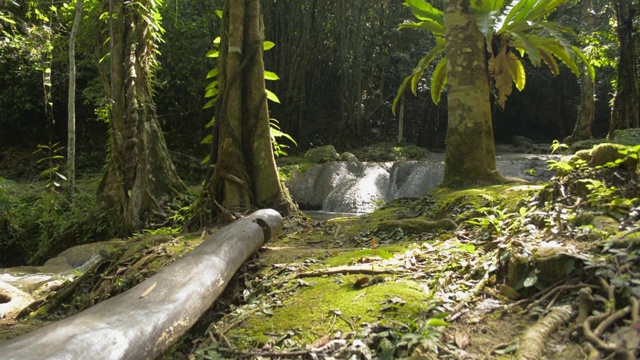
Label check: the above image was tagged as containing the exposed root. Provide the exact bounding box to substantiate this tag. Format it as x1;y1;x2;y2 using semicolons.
516;304;574;360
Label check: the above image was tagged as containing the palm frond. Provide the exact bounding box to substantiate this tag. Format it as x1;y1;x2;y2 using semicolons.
403;0;444;26
430;57;448;104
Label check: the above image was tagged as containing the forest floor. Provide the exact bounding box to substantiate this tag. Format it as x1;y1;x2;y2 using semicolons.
1;143;640;359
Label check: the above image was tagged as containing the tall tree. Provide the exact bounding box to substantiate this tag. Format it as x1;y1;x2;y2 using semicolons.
98;0;185;235
442;0;502;186
395;0;593;186
608;0;639;136
196;0;294;225
67;0;83;200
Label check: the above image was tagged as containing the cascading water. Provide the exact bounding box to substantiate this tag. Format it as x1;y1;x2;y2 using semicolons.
287;153;558;214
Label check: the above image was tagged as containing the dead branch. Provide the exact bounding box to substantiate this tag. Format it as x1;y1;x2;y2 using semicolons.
296;265;408;278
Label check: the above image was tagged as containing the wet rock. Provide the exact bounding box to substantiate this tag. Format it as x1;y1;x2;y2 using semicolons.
339;152;360;163
0;281;34;319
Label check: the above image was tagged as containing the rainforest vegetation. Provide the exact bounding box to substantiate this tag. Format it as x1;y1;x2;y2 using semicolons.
0;0;639;359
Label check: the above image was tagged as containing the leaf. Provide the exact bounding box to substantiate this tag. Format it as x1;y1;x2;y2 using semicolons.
426;318;449;327
572;46;595;81
509;53;526;91
523;271;538;288
264;70;280;80
404;0;444;26
263;41;275;51
201;154;211;165
201;134;213;144
205;49;219;58
206;67;219;79
55;172;67;181
204;87;219;98
430;57;447;104
215;10;222;19
139;282;157;299
266;89;280;103
202;98;217;109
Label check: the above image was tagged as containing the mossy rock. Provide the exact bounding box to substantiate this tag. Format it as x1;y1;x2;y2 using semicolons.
610;128;640;146
569;138;607;153
507;249;531;288
567;143;638;171
338;152;360;163
376;218;457;235
304;146;339;163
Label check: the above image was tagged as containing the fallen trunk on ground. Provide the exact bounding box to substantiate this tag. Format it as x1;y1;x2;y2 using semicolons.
0;209;283;360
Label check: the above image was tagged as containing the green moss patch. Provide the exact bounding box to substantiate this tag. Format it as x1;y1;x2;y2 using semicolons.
228;276;431;348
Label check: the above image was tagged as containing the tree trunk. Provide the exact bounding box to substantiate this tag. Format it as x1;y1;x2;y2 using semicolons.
609;0;639;136
99;0;185;236
442;0;504;187
568;0;596;143
200;0;295;226
67;0;83;201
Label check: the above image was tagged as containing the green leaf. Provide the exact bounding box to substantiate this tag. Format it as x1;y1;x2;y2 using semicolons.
509;54;526;91
426;318;449;327
392;74;412;116
201;154;211;165
205;117;215;129
404;0;444;26
264;71;280;80
205;80;219;91
201;134;213;144
205;49;219;58
204;87;219;98
215;10;223;19
213;36;221;45
266;89;280;103
263;41;275;51
430;57;447;104
206;67;219;79
572;46;595;81
202;98;217;109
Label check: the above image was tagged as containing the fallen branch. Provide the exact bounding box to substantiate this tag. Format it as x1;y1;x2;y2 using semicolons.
296;265;408;278
516;304;574;360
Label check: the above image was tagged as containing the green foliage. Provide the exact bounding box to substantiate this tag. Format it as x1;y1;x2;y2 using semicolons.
550;139;569;154
201;34;295;163
467;205;536;238
394;0;594;110
33;142;67;190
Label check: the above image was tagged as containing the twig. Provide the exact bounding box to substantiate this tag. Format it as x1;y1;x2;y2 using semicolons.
296;265;408;278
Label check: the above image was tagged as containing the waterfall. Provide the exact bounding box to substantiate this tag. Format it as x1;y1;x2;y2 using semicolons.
287;153;557;213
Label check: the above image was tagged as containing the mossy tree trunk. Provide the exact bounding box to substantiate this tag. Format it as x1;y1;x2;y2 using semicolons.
608;0;640;136
201;0;294;225
442;0;504;187
99;0;185;236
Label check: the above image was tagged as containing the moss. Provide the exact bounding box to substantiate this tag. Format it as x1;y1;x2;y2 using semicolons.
227;277;432;349
320;246;406;268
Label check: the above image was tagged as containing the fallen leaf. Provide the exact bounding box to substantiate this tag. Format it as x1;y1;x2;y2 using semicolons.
139;282;157;299
454;330;470;349
353;277;370;289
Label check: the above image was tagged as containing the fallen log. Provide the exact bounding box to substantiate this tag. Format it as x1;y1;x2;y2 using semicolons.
0;209;283;360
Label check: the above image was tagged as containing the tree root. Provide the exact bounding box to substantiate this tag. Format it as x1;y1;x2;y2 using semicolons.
516;304;574;360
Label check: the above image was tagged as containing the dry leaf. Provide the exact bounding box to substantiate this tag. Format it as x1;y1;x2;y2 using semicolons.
353;277;370;289
454;330;470;349
139;282;157;299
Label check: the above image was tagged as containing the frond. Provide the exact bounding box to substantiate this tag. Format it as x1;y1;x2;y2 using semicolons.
508;52;526;91
509;31;541;66
403;0;444;26
399;19;444;36
392;74;412;115
539;49;560;76
430;57;447;104
572;45;596;81
536;38;580;77
475;10;499;42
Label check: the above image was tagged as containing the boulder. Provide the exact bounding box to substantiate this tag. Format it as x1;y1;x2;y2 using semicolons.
304;145;339;163
339;152;360;163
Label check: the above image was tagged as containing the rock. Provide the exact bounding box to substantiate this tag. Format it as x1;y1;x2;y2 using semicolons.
304;145;339;163
0;280;34;319
610;128;640;146
512;135;534;153
338;152;359;163
569;138;607;152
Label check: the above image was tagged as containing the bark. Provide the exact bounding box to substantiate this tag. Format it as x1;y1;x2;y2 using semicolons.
608;0;640;136
99;0;185;236
442;0;504;187
0;209;283;360
569;74;595;142
67;0;83;200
